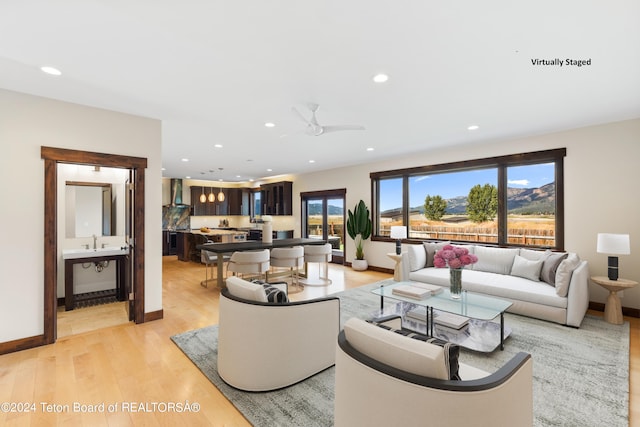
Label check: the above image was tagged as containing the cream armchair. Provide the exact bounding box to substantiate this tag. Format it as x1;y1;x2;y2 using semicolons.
334;318;533;427
217;278;340;391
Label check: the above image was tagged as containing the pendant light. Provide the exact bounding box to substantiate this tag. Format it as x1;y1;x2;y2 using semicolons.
199;186;206;203
208;187;215;202
217;188;225;202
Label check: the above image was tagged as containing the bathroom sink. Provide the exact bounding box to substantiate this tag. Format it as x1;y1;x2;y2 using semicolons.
62;246;129;260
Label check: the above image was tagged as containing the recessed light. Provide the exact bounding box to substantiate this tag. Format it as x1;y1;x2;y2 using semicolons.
185;176;191;179
41;66;62;76
309;160;315;163
181;158;189;162
264;122;275;128
267;168;273;172
214;144;223;148
236;175;241;178
366;147;375;151
467;125;479;131
373;73;389;83
161;167;166;171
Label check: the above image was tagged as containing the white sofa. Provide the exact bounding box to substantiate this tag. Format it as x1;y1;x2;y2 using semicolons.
399;243;589;327
335;318;533;427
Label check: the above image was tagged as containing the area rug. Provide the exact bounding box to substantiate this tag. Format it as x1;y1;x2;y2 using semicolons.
171;279;630;427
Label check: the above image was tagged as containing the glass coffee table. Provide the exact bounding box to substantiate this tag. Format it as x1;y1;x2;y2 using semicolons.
371;281;513;352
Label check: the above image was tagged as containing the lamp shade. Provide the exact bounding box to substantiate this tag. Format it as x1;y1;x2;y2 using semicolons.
390;226;407;239
596;233;630;255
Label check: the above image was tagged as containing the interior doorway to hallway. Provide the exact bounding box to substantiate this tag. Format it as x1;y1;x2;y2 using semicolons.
301;189;346;265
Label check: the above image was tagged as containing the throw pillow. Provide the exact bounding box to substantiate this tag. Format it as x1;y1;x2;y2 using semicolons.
473;246;519;275
263;284;289;303
407;244;427;272
540;252;568;286
369;321;460;380
555;253;581;297
423;241;450;267
519;248;551;262
226;276;268;302
510;255;544;281
345;318;455;381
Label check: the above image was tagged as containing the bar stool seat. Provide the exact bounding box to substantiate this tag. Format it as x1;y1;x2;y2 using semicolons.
270;246;304;289
227;249;270;281
300;243;332;286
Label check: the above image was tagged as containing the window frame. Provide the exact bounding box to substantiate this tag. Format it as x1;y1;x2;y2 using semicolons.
370;148;566;250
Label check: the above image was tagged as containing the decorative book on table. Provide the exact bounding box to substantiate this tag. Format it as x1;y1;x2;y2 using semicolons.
406;307;469;330
392;283;443;300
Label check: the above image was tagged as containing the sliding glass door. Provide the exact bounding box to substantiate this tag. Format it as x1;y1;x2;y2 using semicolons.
301;190;346;264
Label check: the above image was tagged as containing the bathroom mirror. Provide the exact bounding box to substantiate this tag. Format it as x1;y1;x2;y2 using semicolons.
65;181;118;238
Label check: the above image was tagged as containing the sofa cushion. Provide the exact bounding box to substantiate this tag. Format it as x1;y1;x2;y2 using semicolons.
408;244;427;271
344;318;456;381
371;320;460;380
409;268;567;309
555;253;581;297
473;246;519;275
226;276;268;302
540;252;568;286
423;241;450;267
510;255;544;282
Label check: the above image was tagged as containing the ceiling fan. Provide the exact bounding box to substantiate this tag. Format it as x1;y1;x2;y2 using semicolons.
291;103;365;136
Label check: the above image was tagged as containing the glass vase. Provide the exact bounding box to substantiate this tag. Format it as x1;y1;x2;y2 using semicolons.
449;268;462;300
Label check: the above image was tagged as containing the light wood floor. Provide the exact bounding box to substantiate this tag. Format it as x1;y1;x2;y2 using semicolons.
1;256;638;426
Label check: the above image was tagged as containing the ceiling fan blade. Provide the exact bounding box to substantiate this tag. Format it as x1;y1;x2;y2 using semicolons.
291;107;310;124
320;125;366;134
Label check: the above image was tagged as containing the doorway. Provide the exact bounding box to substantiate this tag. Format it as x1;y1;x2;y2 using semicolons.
41;146;147;345
301;189;346;264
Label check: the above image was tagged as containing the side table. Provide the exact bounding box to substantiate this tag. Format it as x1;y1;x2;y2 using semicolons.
591;276;638;325
386;252;406;281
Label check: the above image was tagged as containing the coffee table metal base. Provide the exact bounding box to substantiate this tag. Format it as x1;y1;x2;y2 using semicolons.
373;303;511;353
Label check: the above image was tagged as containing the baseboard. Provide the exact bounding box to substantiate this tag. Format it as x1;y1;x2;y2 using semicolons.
343;262;393;275
0;334;47;355
144;309;164;322
589;301;640;318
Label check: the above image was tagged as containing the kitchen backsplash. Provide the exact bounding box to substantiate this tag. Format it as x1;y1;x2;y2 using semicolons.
162;206;191;230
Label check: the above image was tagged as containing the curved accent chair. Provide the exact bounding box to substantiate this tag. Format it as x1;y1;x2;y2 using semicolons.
300;243;333;286
217;276;341;391
334;318;533;427
226;249;270;281
269;246;305;289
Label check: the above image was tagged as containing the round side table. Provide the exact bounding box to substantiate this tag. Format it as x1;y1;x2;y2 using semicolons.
591;276;638;325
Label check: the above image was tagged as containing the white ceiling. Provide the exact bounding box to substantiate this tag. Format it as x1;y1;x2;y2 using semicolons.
1;1;639;182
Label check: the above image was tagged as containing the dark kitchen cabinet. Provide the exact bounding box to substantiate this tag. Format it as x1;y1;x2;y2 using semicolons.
228;188;250;215
261;181;292;216
191;186;230;216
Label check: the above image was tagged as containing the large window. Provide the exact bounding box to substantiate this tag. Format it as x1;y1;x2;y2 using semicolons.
371;149;565;250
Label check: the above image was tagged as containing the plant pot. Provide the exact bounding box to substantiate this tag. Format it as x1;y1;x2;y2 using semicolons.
351;259;368;271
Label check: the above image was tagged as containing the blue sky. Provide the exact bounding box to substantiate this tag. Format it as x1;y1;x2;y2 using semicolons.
381;163;555;211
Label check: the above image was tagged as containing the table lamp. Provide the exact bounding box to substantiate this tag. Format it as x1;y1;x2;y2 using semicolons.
390;226;407;255
596;233;630;281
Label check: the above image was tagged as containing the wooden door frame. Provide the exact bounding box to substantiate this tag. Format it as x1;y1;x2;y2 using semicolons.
41;146;147;345
300;188;347;264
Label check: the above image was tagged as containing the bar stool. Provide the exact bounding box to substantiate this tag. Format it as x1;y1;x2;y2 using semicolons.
227;249;271;281
200;250;230;288
300;243;333;286
270;246;304;289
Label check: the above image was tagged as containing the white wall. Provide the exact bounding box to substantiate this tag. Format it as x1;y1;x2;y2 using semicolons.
293;118;640;309
0;89;162;343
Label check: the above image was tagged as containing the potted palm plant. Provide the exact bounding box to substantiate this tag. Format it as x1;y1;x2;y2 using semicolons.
346;199;372;271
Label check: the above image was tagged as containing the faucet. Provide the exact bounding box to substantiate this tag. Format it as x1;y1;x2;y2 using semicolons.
93;234;97;250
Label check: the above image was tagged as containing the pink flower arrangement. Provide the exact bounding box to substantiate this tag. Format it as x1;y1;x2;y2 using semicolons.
434;245;478;269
